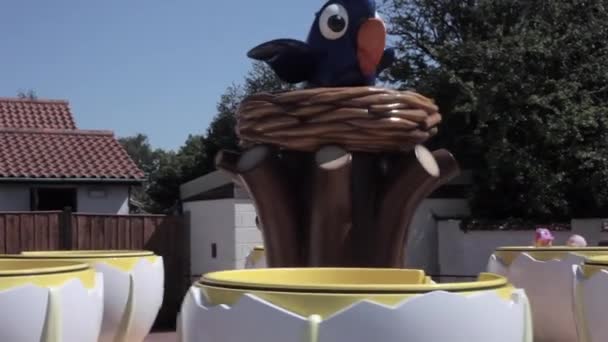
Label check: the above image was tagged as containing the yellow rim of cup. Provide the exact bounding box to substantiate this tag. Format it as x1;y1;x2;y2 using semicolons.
0;259;96;290
497;247;608;252
200;268;507;293
1;250;159;272
494;246;608;265
19;250;155;258
584;255;608;266
578;255;608;278
0;259;89;276
196;268;514;318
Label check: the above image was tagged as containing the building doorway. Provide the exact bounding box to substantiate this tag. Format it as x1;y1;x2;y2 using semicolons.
30;187;77;211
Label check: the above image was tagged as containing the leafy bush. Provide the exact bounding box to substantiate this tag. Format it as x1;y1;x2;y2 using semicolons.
384;0;608;220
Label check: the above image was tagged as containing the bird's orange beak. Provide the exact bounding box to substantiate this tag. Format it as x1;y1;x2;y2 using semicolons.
357;17;387;77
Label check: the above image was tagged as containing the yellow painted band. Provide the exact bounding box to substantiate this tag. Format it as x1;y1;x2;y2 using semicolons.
584;255;608;266
42;286;62;342
579;263;608;279
0;260;96;290
196;283;515;318
494;247;608;266
201;268;506;292
196;268;514;318
9;251;159;272
21;250;154;258
496;246;608;252
0;260;87;276
308;315;321;342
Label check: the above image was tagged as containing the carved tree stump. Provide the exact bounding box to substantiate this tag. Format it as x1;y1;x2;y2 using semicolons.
216;87;460;268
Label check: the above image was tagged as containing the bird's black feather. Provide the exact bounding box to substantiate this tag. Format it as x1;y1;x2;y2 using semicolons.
247;39;318;84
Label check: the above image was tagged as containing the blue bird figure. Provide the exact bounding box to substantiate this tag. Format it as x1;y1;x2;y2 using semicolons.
247;0;395;87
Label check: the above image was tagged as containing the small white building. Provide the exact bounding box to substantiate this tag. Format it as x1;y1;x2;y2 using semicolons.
180;169;472;280
180;171;262;280
0;97;144;214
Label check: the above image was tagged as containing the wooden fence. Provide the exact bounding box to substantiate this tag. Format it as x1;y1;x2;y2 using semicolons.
0;210;190;330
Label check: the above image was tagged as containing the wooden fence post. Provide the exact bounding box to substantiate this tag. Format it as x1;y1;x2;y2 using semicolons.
60;207;73;250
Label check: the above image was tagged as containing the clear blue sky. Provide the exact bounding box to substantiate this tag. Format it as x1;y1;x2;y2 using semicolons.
0;0;319;150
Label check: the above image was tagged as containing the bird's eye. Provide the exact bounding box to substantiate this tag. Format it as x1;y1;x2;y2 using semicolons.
319;4;349;40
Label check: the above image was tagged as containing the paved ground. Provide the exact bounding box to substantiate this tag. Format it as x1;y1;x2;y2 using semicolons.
144;332;177;342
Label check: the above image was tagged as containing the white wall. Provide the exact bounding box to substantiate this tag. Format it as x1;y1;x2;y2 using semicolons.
223;198;470;272
234;200;263;269
77;185;129;214
0;184;129;214
438;219;607;276
183;199;236;278
0;185;30;211
404;198;470;274
200;197;469;273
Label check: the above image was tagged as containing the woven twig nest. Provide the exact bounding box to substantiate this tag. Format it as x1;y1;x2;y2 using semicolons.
236;87;442;152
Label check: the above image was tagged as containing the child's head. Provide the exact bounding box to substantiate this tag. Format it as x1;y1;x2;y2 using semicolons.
566;234;587;247
534;228;554;247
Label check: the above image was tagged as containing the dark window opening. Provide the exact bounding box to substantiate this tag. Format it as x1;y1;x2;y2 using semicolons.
211;243;217;258
30;187;77;211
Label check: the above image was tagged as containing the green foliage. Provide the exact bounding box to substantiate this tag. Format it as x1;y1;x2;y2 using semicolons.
199;84;243;172
384;0;608;219
200;62;295;172
243;61;295;94
143;149;180;213
119;134;206;214
120;62;290;213
118;134;179;213
176;134;208;182
118;133;162;175
17;89;37;99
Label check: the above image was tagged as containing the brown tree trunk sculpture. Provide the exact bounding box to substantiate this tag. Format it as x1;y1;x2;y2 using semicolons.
308;145;353;266
219;87;460;268
216;145;301;267
216;144;459;268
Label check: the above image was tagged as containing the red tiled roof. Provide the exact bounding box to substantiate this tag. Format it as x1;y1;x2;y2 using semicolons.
0;128;145;181
0;98;76;130
0;97;144;181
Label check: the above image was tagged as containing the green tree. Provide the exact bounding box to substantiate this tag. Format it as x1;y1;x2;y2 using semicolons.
385;0;608;219
177;134;208;182
201;61;293;171
243;61;295;94
120;134;207;214
118;134;175;213
120;62;291;213
145;149;181;214
17;89;37;99
199;84;244;172
144;135;207;214
118;133;160;175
